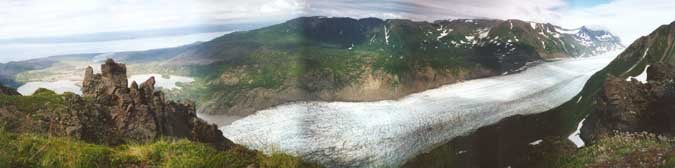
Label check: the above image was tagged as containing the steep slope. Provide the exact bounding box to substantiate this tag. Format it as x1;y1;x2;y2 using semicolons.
2;17;623;118
543;22;675;168
401;21;675;168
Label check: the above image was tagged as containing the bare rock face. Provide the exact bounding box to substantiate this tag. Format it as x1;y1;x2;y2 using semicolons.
68;59;232;148
581;63;675;144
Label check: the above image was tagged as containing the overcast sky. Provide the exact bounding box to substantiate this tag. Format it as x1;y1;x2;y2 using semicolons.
1;0;674;45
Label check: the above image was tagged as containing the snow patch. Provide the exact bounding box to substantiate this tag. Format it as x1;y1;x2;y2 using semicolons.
568;117;587;148
529;139;543;146
627;65;650;83
369;35;377;44
624;48;650;74
384;25;391;45
530;22;537;30
477;28;490;39
541;41;546;49
437;26;453;40
556;27;580;34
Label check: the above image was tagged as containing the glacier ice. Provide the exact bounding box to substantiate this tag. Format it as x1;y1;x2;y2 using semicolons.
220;51;621;167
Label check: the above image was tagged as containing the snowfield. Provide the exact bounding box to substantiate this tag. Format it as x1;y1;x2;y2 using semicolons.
220;51;620;167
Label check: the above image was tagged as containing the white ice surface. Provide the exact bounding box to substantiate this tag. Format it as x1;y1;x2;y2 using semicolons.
221;51;620;167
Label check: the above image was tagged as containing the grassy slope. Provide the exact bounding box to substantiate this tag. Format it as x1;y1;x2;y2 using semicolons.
0;90;321;168
0;128;319;168
551;132;675;168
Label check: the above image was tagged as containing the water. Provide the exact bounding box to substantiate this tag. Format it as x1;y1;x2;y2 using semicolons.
219;51;621;167
17;80;81;95
128;74;195;90
17;74;194;96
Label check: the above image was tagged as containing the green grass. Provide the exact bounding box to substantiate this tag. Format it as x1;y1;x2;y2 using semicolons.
0;88;67;112
552;132;675;168
0;128;321;168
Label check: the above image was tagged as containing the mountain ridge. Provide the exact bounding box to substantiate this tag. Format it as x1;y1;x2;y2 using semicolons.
0;16;623;118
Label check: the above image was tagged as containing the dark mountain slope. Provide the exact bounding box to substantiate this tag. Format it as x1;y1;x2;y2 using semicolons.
404;20;674;168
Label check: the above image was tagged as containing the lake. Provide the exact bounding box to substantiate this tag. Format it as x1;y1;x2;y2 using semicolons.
17;74;195;96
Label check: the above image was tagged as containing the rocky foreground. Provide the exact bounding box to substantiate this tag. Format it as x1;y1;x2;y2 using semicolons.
582;63;675;143
2;59;230;147
526;63;675;168
0;59;318;167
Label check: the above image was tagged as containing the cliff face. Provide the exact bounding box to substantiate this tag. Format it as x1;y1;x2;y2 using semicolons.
581;63;675;143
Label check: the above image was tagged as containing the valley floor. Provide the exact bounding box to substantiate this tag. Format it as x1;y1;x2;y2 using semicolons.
218;51;622;167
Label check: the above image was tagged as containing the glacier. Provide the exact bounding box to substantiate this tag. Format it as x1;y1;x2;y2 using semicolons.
220;51;621;167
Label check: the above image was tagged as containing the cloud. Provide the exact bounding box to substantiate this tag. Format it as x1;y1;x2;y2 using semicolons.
1;0;674;45
304;0;567;22
555;0;675;44
0;0;306;39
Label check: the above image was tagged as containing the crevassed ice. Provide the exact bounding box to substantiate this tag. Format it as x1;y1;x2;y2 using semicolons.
221;51;621;167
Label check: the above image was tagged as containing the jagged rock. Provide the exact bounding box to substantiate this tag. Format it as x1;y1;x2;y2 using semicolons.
52;59;234;148
647;63;675;82
581;63;675;144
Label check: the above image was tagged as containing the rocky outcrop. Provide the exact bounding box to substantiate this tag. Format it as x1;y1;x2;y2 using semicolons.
69;59;231;148
581;63;675;143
